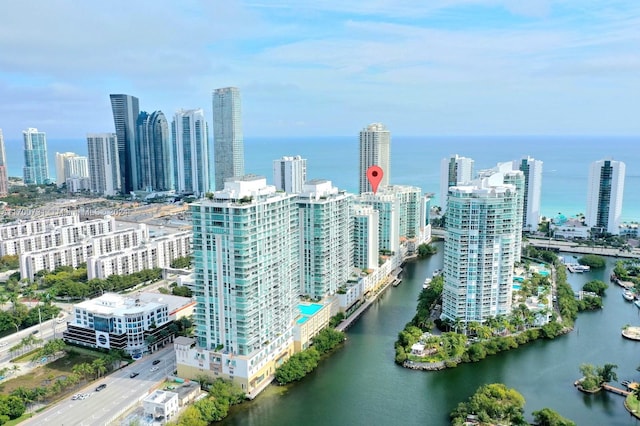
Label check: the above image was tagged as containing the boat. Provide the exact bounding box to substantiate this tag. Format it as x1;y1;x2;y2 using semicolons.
634;300;640;310
423;278;432;289
623;290;635;302
432;269;442;277
566;263;590;273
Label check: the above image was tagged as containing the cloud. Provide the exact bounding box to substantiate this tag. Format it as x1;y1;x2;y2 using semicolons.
0;0;638;137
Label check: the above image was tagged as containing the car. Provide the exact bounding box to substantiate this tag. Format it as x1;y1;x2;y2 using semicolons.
31;330;39;334
71;394;79;400
95;384;107;392
0;342;8;347
150;366;159;372
152;359;161;365
130;372;139;378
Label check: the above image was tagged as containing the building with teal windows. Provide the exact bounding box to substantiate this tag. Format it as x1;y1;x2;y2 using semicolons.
297;180;352;299
23;128;49;185
178;175;300;396
441;173;520;325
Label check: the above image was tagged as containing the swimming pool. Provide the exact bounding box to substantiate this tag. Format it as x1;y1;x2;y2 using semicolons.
298;303;323;316
513;284;522;290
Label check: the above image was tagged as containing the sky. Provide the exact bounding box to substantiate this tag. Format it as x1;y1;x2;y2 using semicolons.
0;0;639;139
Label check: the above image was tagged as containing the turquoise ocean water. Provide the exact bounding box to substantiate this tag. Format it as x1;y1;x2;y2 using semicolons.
4;135;639;222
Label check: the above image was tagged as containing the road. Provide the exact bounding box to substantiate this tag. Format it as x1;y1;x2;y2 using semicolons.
0;315;67;366
23;347;176;426
527;237;640;259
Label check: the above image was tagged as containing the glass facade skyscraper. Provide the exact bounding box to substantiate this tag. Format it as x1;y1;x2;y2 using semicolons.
172;109;209;196
110;94;140;193
586;159;625;235
23;128;49;185
137;110;173;191
213;87;244;191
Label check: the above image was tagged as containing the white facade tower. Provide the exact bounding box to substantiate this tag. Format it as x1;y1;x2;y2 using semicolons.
87;133;121;196
440;154;474;212
441;173;520;325
273;155;307;194
359;123;390;194
172;109;209;197
514;156;543;233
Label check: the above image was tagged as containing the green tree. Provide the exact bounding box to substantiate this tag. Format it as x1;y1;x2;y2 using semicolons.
532;408;576;426
578;254;606;269
450;383;526;426
582;280;608;296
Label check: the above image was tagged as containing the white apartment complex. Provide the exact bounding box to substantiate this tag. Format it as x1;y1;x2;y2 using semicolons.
86;230;191;280
297;180;352;299
514;156;542;232
440;154;474;212
87;133;121;196
1;215;116;257
20;226;148;280
273;155;307;194
441;173;520;324
178;175;299;397
351;205;379;271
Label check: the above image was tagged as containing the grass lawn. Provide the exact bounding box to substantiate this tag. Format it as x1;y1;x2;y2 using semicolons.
626;394;640;417
0;351;100;395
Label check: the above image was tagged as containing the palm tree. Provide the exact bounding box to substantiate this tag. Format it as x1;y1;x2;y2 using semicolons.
598;363;618;384
92;358;107;379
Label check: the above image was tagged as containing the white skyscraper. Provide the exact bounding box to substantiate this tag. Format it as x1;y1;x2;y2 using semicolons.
213;87;244;191
297;180;352;299
179;175;299;395
440;154;474;212
359;123;390;194
172;109;209;196
0;129;7;197
273;155;307;194
441;173;520;325
56;152;89;187
352;205;379;271
513;157;543;233
586;159;625;235
87;133;121;196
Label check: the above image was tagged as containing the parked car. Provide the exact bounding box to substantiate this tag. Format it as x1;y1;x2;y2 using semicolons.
95;384;107;392
150;366;159;372
130;372;139;378
31;330;39;334
152;359;161;365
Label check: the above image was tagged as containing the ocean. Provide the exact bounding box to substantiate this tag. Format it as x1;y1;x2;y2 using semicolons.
4;135;639;222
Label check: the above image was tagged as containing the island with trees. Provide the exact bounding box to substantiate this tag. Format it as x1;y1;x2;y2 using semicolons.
450;383;575;426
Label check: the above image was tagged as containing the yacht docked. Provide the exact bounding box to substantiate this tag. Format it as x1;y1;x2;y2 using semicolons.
623;290;635;302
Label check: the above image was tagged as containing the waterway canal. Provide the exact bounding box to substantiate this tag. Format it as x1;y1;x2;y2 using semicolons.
221;247;640;425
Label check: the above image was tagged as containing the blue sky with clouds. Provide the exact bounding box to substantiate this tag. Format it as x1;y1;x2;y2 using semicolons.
0;0;638;139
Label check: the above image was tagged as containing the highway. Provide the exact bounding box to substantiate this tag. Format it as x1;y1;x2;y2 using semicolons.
0;315;66;366
23;347;177;426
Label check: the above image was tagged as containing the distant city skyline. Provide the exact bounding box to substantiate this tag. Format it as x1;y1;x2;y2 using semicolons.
1;2;638;139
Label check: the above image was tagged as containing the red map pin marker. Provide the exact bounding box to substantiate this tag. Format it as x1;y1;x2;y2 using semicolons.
367;165;384;194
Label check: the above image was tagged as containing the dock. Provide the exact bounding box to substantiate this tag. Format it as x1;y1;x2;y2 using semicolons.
602;383;631;396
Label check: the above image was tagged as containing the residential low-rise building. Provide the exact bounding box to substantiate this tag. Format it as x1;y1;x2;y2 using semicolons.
20;226;148;280
292;301;333;352
143;390;179;423
86;230;191;280
1;215;116;256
